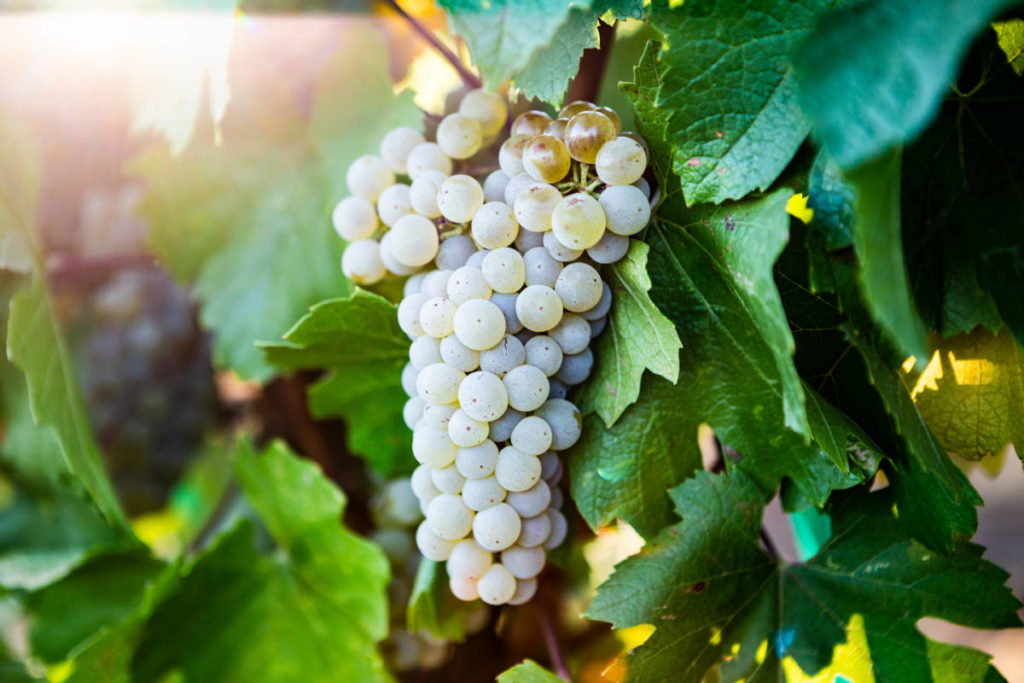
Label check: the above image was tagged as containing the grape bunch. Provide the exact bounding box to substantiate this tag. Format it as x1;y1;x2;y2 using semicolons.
333;91;651;606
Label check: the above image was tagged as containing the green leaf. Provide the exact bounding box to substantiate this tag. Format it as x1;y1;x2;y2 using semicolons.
137;25;420;381
994;18;1024;74
578;240;680;426
847;150;929;361
407;559;479;642
496;659;564;682
618;40;674;185
649;0;833;204
7;279;128;531
514;8;599;107
132;440;391;682
587;470;1021;682
438;0;584;87
794;0;1017;168
260;290;410;475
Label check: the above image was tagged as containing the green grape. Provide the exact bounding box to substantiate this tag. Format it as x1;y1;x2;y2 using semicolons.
513;183;561;232
551;192;606;249
595;136;647;185
437;113;483;160
564;111;617;164
522;134;572;183
510;110;552;138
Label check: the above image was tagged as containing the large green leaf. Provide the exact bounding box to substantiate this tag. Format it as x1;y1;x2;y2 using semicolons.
587;470;1022;682
578;240;680;427
794;0;1017;168
131;440;391;682
649;0;834;204
994;18;1024;74
137;25;419;381
260;290;410;475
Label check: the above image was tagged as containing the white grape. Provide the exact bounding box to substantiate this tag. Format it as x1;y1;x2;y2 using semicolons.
453;299;506;351
421;269;453;298
465;249;488;269
449;573;480;601
488;408;523;443
549;486;564;509
437;113;483;160
473;503;522;551
447;265;492;305
398;293;428;338
539;452;560;480
377;183;413;227
480;334;526;378
448;408;489;448
480;248;526;294
504;172;536;206
401;362;419;397
472;202;519;250
478;564;517;605
458;89;507;138
581;281;612;321
587;230;629;264
438;175;485;224
409;169;447;218
409;334;442;369
518;512;552;548
524;335;563;377
333;196;378;241
501;545;546;579
380;126;425;173
557;347;594;385
515;226;544;252
436;235;478;270
506;480;551;519
490;293;523;335
543;230;584;262
514;183;561;232
595;136;646;185
379;232;419;276
547;378;569;400
461;476;507;511
420;403;457;431
439;334;480;373
458;370;509;422
590;316;608;337
498;134;530;176
482;170;510;203
404;272;427;297
550;313;591;355
551;192;606;249
508;577;537;605
411;464;441;502
599;184;650;236
455;439;499;480
495;446;542;492
346;154;394;202
419;297;458;338
535;399;582;450
555;263;602;312
415;362;465;405
543;509;568;550
510;416;553;456
542;455;563;487
504;364;550;412
412;424;457;468
432;464;466;494
515;285;563;333
523;247;563;288
403;396;425;429
447;539;493;582
416;521;456;561
426;494;474;540
634;176;652;199
407;142;452;179
342;239;386;285
390;214;440;268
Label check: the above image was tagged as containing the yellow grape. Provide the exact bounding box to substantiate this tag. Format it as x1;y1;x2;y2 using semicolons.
522;135;572;183
511;110;553;138
564;111;617;164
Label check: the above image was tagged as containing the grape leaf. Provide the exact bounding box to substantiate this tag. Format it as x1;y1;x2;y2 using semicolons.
587;470;1022;682
514;8;600;107
438;0;585;87
407;559;479;642
794;0;1017;168
132;440;391;682
908;328;1024;462
496;660;564;682
994;18;1024;74
137;25;419;381
260;289;411;475
578;240;680;427
649;0;834;205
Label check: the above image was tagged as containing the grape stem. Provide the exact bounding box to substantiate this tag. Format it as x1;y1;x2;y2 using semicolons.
538;605;571;680
382;0;483;89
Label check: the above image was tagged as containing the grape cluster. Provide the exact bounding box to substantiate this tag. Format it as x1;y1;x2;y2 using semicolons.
334;92;651;606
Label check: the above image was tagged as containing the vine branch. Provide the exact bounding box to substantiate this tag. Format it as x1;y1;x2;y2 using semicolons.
538;605;570;681
382;0;482;89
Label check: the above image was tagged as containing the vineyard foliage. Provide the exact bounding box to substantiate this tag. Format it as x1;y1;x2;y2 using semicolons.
0;0;1023;681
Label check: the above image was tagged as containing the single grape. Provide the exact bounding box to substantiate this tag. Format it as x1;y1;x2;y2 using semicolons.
409;170;447;218
503;172;536;206
449;573;480;601
539;452;560;480
447;538;493;582
420;270;452;299
411;464;441;502
380;126;425;173
409;334;442;369
417;521;456;561
432;464;467;495
599;184;651;236
524;335;563;377
412;424;457;468
458;370;509;422
510;416;553;456
403;396;425;429
488;408;523;443
479;334;525;378
580;281;612;321
587;230;629;264
478;563;517;605
545;117;569;140
473;502;522;551
515;285;563;333
455;439;499;480
447;265;492;305
511;110;552;138
558;100;595;119
544;509;568;549
513;183;561;232
564;111;617;164
535;399;582;450
419;297;458;338
495;446;542;492
427;493;475;540
508;577;538;605
406;142;452;179
595;106;623;133
482;170;510;203
461;476;507;511
504;364;550;412
549;486;564;510
619;131;651;165
436;235;478;270
514;225;544;252
404;272;427;297
437;113;483;160
590;316;608;337
458;89;508;138
415;362;465;405
517;512;551;548
377;183;413;227
471;201;519;250
341;239;386;284
346;154;395;201
448;408;489;447
557;347;594;385
453;299;506;351
634;176;652;200
542;231;583;262
401;362;419;397
543;454;564;486
595;136;646;186
481;248;526;293
390;214;440;267
439;334;481;373
523;246;563;288
550;313;591;355
547;378;569;400
333;196;378;241
498;134;531;177
523;135;572;183
551;192;606;249
501;544;546;579
379;231;420;276
465;249;488;269
438;175;485;224
397;293;428;338
490;292;523;334
421;403;457;431
555;262;602;312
